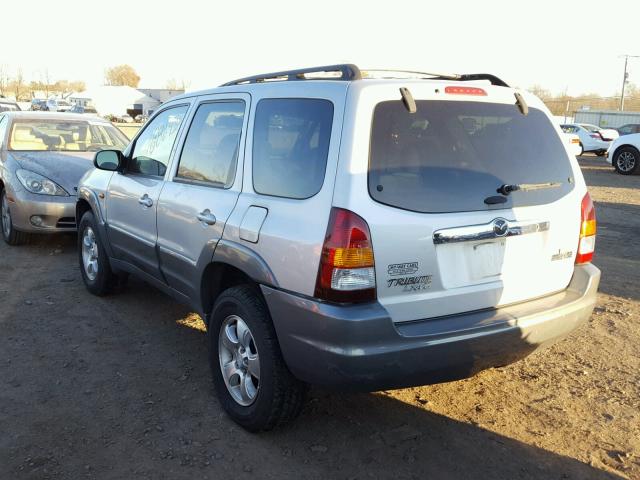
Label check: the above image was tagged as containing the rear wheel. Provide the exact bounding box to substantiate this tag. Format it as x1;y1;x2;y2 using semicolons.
1;188;29;246
209;285;306;431
578;143;584;156
78;211;118;295
613;146;639;175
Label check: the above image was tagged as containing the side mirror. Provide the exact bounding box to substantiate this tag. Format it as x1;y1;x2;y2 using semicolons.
94;150;123;171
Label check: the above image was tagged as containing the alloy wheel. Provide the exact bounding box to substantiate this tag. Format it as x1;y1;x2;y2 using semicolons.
81;227;99;281
617;151;636;172
218;315;260;406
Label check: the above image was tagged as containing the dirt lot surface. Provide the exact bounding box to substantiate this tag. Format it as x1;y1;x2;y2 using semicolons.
1;156;638;480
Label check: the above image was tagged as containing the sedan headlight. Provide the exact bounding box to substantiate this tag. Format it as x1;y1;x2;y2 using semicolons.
15;169;69;196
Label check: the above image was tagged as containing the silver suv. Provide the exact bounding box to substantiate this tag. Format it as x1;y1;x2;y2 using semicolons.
76;65;601;431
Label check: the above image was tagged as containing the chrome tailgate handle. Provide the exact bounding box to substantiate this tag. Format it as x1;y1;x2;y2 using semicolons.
197;209;217;226
433;218;550;245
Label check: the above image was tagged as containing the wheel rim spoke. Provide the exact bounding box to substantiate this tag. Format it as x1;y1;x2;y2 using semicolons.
247;354;260;380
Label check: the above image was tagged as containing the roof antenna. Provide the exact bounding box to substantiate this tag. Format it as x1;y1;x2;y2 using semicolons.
514;92;528;116
400;87;417;113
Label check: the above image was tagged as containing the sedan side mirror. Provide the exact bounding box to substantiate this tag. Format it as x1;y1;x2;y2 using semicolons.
94;150;123;171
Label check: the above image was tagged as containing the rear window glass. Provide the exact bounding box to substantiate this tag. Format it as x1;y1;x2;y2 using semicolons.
369;100;574;213
252;98;333;199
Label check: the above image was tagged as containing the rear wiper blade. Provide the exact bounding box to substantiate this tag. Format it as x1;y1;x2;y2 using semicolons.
497;182;561;196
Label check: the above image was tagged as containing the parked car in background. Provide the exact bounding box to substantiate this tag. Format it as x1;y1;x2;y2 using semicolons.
30;99;48;111
117;114;134;123
134;114;148;124
606;132;640;175
616;124;640;136
0;111;129;245
77;64;600;431
563;131;582;156
0;98;21;113
45;98;72;112
581;123;618;142
561;123;610;155
68;105;98;114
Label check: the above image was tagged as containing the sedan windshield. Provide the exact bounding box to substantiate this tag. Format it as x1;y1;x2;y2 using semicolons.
8;120;129;152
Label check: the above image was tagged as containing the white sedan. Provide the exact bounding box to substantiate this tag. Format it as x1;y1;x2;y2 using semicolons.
561;124;610;156
606;133;640;175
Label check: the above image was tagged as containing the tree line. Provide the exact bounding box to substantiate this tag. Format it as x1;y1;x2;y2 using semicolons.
529;84;640;116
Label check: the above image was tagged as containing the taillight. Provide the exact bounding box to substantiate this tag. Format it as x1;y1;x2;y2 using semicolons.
576;192;596;264
444;86;487;96
590;133;601;139
314;208;376;303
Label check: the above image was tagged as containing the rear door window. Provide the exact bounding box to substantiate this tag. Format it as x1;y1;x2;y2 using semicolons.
252;98;333;199
369;100;574;213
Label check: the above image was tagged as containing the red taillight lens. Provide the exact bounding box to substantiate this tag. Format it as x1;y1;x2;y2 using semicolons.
576;192;596;264
314;208;376;303
590;133;601;139
444;86;487;96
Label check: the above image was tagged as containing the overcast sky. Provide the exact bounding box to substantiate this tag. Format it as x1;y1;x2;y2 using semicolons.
3;0;639;96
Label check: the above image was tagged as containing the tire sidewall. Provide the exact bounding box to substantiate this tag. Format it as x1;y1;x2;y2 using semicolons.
209;291;279;430
1;188;13;243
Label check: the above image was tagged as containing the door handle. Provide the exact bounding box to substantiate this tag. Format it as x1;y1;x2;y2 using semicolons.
138;194;153;208
196;209;217;226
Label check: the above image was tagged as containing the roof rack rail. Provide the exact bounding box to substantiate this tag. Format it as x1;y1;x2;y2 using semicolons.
221;64;362;86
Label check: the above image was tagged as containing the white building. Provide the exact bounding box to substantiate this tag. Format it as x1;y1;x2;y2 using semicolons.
69;86;184;117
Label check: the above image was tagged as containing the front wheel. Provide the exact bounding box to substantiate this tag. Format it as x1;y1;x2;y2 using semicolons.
209;285;306;431
78;211;117;295
1;188;29;246
613;146;639;175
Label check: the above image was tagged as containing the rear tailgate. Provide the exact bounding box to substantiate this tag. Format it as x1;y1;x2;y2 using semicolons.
337;82;584;323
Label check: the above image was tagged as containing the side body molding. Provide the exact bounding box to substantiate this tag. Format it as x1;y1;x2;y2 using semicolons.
212;239;279;288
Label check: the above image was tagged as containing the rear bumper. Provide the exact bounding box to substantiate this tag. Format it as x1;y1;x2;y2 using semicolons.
8;188;76;232
262;264;600;391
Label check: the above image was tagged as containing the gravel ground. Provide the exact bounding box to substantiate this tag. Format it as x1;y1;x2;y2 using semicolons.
0;156;638;480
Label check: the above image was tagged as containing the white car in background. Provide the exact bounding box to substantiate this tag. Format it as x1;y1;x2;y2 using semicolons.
606;133;640;175
45;98;72;112
561;124;610;156
562;131;582;156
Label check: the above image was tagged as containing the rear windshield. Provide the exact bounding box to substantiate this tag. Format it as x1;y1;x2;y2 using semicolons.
369;100;574;213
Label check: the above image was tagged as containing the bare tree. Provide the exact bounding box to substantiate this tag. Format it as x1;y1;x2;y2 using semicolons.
105;65;140;87
0;65;9;97
11;69;25;101
165;78;190;91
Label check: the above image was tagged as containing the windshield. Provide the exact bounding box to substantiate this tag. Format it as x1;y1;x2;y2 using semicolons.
9;120;129;152
369;100;574;213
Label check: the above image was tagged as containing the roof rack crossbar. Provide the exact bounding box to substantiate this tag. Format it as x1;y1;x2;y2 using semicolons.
221;64;362;86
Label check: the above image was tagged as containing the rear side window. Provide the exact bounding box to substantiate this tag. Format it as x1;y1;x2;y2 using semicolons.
252;98;333;199
176;101;245;188
369;100;574;213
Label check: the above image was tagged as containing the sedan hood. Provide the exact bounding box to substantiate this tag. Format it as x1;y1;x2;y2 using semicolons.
10;151;95;195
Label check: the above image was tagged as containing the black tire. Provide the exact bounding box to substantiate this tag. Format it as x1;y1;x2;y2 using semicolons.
209;285;307;432
579;143;584;156
596;150;606;157
77;210;117;295
613;146;640;175
1;188;29;246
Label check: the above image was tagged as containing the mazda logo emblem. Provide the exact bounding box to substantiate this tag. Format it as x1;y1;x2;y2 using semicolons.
493;218;509;237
